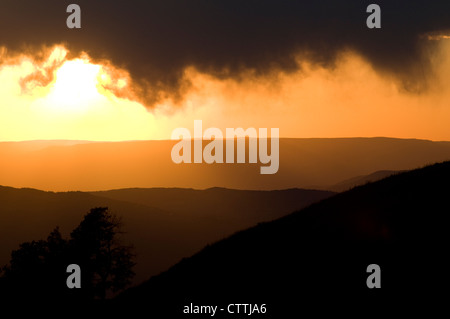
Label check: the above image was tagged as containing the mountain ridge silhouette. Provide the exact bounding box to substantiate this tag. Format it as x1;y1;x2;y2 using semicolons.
0;185;332;286
115;161;450;316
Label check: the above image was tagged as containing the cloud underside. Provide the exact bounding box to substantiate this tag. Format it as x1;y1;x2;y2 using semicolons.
1;0;450;108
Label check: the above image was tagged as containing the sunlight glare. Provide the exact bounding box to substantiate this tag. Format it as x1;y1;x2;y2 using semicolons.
44;59;103;113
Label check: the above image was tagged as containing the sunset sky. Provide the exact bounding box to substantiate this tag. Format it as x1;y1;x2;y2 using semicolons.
1;1;450;141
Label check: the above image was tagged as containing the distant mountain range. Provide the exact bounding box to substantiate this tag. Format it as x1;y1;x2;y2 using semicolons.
2;138;450;191
2;138;450;314
115;161;450;316
0;186;333;285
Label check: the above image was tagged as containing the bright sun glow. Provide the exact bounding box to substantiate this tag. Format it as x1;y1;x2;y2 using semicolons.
0;46;164;141
2;42;450;142
47;59;102;113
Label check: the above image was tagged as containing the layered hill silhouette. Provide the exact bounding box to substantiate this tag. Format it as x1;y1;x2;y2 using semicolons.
2;138;450;191
115;161;450;316
326;169;405;192
0;186;332;285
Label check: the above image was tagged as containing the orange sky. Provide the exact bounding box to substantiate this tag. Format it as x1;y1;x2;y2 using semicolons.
1;40;450;142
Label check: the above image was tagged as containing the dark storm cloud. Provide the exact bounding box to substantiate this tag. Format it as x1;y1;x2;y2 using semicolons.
1;0;450;107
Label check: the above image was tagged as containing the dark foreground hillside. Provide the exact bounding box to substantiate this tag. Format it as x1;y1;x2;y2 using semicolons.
112;161;450;316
